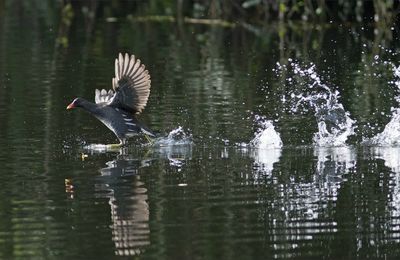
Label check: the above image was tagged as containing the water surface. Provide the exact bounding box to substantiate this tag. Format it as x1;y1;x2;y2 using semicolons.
1;3;400;259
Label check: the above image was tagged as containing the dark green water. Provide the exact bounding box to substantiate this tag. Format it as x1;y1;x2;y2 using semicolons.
1;3;400;259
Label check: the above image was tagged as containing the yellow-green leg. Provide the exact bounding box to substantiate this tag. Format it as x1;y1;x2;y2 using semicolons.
144;134;155;145
107;143;122;149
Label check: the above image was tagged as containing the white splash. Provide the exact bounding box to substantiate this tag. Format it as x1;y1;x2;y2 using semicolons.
369;65;400;146
282;61;356;147
153;126;193;147
245;117;283;173
153;126;193;168
249;116;283;149
236;117;282;172
312;102;356;147
81;127;193;155
369;108;400;145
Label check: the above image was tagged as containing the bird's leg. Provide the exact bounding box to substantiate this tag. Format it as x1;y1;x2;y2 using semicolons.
106;139;125;149
107;143;122;149
144;134;154;145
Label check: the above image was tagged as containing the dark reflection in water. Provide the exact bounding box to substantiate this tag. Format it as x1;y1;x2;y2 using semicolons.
96;156;151;256
74;144;193;257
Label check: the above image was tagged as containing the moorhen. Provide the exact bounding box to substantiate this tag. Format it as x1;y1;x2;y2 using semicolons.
67;53;156;146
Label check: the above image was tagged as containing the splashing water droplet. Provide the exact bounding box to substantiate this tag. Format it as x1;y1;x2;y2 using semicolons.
234;116;283;173
280;61;356;146
368;109;400;146
313;102;356;147
249;116;283;149
367;65;400;146
154;126;193;146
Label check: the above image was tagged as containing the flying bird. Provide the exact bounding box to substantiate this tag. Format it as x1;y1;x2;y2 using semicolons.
67;53;155;146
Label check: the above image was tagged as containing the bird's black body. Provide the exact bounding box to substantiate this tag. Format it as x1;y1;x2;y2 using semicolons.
67;53;155;145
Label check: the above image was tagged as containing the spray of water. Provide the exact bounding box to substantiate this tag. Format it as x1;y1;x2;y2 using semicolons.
234;116;283;175
278;61;356;146
153;126;193;147
369;108;400;145
81;127;193;153
249;115;283;149
152;126;193;168
368;65;400;146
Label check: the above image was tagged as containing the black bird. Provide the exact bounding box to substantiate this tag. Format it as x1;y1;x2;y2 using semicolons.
67;53;155;146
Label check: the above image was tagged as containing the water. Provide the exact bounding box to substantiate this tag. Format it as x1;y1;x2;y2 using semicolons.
1;2;400;259
276;61;356;146
368;65;400;145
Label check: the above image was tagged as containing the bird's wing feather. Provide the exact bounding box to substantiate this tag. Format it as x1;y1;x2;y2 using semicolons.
95;89;115;104
110;53;151;114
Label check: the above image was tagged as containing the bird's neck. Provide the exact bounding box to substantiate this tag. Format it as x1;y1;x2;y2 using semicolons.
79;99;100;115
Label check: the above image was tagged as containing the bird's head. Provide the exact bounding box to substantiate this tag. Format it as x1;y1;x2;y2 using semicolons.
66;98;83;110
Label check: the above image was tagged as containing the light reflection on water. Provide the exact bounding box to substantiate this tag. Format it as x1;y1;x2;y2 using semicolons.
371;147;400;220
3;140;400;258
70;144;400;259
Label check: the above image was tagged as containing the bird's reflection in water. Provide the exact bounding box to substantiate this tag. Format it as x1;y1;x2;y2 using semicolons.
93;143;192;256
96;154;151;256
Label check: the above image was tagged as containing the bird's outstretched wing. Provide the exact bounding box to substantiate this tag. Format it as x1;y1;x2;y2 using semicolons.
110;53;151;114
95;89;114;104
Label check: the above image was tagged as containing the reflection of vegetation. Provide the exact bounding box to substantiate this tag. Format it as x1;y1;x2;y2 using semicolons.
56;2;74;48
116;0;400;23
129;15;235;27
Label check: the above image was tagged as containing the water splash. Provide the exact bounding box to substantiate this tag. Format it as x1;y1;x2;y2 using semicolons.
369;108;400;145
249;115;283;149
312;98;356;147
81;127;193;154
236;116;282;175
368;65;400;146
153;127;193;168
250;117;282;173
278;61;356;146
153;126;193;147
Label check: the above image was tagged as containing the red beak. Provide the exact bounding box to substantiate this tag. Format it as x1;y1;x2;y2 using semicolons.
66;103;75;110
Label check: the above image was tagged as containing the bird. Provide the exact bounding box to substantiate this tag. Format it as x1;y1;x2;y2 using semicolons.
67;53;156;146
